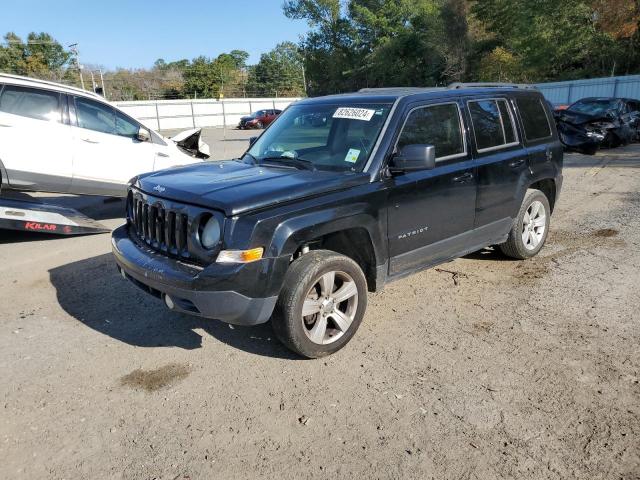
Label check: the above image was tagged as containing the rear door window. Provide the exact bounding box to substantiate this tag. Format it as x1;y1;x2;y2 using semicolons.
515;96;552;141
0;84;61;122
75;97;116;134
468;99;518;152
397;102;466;160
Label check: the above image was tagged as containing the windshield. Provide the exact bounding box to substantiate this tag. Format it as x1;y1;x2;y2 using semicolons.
244;103;392;172
569;99;620;116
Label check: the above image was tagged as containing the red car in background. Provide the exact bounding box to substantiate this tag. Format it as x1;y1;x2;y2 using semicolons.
238;109;282;129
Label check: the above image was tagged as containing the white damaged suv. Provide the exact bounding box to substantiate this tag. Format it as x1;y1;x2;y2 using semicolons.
0;73;209;197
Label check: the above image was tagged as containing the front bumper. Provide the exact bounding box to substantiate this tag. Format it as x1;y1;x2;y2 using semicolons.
111;225;285;325
238;120;257;129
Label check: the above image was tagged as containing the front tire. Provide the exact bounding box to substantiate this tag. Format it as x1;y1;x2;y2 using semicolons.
272;250;368;358
603;132;620;148
499;189;551;259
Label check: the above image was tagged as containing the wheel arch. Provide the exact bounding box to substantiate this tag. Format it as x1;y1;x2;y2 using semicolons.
528;178;557;213
268;206;386;292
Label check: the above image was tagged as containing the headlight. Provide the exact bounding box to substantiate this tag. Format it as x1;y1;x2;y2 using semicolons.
199;216;221;250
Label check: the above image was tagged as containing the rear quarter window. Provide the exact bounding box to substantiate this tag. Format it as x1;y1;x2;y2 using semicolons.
516;96;552;141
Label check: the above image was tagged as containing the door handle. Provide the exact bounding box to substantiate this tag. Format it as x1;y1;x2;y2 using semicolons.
82;138;99;144
509;158;526;168
546;150;553;162
156;152;170;158
0;123;12;127
453;172;473;183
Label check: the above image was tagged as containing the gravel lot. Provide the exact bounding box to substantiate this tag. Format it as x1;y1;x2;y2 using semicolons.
1;134;639;479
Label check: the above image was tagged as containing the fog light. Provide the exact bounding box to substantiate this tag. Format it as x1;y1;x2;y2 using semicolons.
164;295;175;310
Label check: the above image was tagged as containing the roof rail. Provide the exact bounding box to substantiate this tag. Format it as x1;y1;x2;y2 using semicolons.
0;72;101;98
448;82;536;90
358;86;444;93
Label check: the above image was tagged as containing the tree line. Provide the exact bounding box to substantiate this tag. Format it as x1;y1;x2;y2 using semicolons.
286;0;640;95
1;0;638;100
0;33;305;101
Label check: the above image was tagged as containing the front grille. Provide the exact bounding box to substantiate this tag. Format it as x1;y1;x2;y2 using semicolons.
130;195;191;260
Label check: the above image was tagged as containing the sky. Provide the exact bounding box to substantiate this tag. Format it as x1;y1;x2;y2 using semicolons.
0;0;309;69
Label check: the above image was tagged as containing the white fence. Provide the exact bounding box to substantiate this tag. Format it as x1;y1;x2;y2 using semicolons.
113;97;301;131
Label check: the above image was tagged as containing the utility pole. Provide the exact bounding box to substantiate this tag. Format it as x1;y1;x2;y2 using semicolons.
68;43;85;90
90;70;97;92
302;64;307;96
99;69;107;99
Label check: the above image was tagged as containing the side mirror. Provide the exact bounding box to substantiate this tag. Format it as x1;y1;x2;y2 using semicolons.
390;144;436;173
249;136;258;146
136;127;151;142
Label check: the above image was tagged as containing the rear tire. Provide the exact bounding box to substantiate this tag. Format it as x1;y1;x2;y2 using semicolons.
499;189;551;260
272;250;368;358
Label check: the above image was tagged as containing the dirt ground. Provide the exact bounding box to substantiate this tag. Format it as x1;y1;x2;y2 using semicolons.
1;134;639;479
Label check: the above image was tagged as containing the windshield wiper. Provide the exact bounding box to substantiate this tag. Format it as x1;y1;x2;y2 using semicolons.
260;156;316;171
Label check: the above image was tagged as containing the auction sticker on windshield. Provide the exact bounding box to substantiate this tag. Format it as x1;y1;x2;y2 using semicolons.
333;107;376;121
344;148;361;163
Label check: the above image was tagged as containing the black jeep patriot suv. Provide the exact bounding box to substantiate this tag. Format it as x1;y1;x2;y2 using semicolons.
112;84;563;358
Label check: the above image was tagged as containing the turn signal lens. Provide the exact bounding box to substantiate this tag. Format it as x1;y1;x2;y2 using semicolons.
216;247;264;264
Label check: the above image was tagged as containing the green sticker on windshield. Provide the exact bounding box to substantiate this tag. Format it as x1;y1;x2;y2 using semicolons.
344;148;360;163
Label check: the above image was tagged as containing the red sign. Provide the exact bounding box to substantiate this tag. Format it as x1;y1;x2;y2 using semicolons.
24;222;58;231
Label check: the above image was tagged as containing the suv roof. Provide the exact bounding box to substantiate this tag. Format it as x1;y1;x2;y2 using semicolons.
298;82;542;105
0;72;102;100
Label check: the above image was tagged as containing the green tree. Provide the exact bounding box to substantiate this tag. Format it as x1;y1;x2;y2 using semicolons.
229;50;250;69
182;52;246;98
471;0;620;81
285;0;471;93
0;32;71;80
247;42;305;96
349;0;447;87
284;0;359;95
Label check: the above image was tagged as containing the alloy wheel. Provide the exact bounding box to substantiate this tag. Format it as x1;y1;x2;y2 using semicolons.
301;270;358;345
522;200;547;251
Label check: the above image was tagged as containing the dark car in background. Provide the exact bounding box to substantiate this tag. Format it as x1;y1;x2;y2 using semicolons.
555;97;640;154
113;83;563;358
238;109;282;129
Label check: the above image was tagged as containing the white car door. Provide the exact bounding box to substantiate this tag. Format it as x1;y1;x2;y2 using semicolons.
0;84;73;192
71;96;157;196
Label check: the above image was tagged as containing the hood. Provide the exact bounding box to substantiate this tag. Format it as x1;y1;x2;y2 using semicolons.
557;110;615;126
135;161;370;216
240;115;256;122
169;128;210;158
